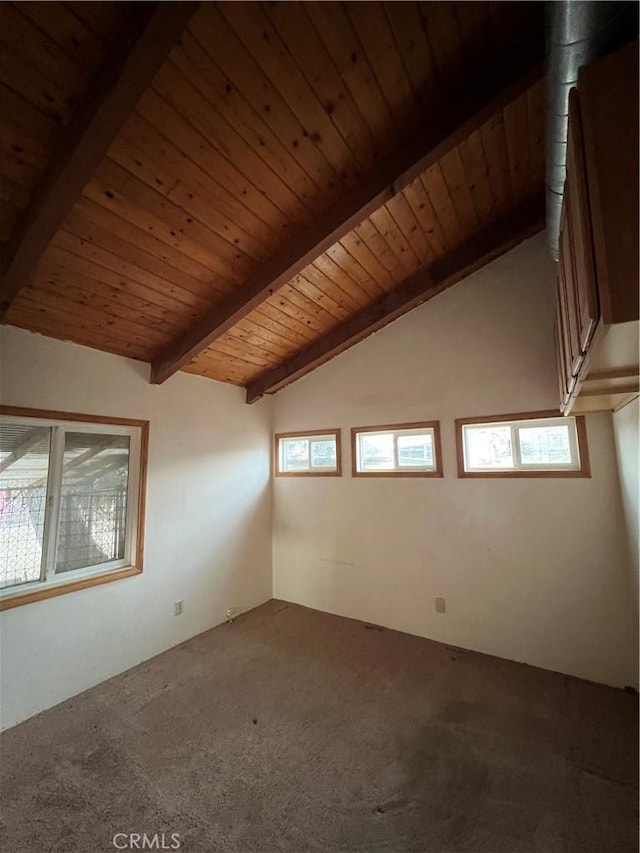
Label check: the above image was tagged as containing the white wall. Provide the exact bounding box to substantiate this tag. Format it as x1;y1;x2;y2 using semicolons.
613;397;639;610
272;233;638;688
1;235;636;731
0;326;273;730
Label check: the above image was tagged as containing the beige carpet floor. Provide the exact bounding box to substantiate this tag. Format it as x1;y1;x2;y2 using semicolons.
0;599;637;852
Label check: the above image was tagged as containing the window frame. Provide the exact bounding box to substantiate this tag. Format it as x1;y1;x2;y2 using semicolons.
351;421;443;478
455;410;590;478
0;406;149;610
274;428;342;477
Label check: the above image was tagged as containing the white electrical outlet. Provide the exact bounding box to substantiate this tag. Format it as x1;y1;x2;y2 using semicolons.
174;600;184;617
435;597;446;614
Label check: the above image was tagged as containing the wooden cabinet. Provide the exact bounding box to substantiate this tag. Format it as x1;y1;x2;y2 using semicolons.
555;40;639;415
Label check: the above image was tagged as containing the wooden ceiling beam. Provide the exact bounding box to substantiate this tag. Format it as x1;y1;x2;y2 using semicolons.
0;1;199;320
244;195;545;403
150;45;546;385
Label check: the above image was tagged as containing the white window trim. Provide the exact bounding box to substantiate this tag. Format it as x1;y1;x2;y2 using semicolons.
0;408;148;608
456;411;590;478
351;422;443;477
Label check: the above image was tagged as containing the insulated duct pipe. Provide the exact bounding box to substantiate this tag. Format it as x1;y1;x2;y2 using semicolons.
546;1;638;260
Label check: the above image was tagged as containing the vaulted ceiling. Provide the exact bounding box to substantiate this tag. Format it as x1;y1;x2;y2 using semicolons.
0;1;546;401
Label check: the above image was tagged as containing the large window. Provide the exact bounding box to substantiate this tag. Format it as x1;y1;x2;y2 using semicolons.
0;407;148;609
455;411;590;477
352;422;443;477
275;429;341;476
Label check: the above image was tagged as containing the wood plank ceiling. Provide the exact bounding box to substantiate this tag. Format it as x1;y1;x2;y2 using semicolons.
0;1;546;400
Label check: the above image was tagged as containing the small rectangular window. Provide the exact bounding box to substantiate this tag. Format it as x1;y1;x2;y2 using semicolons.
0;407;148;609
275;430;341;476
455;411;590;477
352;422;443;477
